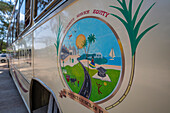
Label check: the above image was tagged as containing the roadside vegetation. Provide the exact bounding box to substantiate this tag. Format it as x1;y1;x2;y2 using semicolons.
0;0;14;53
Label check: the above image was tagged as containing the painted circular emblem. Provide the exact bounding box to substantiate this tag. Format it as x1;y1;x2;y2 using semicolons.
60;17;124;103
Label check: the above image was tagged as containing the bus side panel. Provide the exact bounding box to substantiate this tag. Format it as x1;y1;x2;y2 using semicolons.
33;0;170;113
10;33;33;112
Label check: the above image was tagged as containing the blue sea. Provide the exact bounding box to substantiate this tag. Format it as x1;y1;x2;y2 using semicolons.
105;57;122;66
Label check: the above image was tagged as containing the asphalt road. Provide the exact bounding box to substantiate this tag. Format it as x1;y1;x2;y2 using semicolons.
0;63;28;113
78;60;91;99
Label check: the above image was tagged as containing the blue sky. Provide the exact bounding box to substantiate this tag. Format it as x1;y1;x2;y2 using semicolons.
63;18;121;57
5;0;15;3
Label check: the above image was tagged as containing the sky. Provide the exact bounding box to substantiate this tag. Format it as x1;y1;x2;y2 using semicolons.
62;18;122;57
4;0;15;3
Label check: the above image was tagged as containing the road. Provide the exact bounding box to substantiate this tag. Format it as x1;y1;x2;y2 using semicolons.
0;63;28;113
78;60;92;99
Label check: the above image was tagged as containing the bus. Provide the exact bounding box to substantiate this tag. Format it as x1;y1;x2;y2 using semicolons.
7;0;170;113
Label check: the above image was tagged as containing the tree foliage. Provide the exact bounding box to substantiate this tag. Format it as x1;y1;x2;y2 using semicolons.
0;0;13;14
0;0;14;51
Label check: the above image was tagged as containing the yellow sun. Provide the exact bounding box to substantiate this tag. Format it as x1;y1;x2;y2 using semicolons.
76;34;86;49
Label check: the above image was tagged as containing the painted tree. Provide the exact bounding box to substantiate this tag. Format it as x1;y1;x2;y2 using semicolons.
54;17;62;56
81;34;96;59
87;34;96;54
76;33;96;58
54;17;65;87
106;0;158;109
82;39;87;54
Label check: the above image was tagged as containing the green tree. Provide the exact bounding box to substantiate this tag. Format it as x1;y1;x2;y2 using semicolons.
106;0;158;109
82;39;87;54
0;0;13;14
81;34;96;58
54;17;62;56
0;0;14;51
54;16;65;87
87;34;96;54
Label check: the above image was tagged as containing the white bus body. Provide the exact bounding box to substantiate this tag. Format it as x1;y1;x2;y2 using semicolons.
7;0;170;113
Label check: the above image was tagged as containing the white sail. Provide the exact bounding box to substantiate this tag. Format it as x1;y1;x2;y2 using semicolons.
109;48;115;59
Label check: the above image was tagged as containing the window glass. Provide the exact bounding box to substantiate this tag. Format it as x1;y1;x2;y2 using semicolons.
25;0;30;27
19;0;26;33
7;23;13;45
12;18;15;42
18;0;30;34
16;13;19;37
15;0;20;14
34;0;61;18
13;18;16;41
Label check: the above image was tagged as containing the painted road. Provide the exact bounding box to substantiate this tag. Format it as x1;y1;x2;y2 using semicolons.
78;60;92;99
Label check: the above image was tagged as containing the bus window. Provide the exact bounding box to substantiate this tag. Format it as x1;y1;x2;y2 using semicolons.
34;0;62;19
7;23;13;46
12;18;16;42
18;0;31;35
13;19;17;41
19;0;26;33
15;0;20;14
11;18;14;43
25;0;30;27
15;12;20;38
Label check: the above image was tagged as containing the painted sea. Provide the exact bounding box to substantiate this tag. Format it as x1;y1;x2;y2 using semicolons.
105;57;122;66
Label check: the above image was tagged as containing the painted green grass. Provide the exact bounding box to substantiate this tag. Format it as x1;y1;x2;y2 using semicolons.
62;63;121;102
62;63;84;93
88;68;120;102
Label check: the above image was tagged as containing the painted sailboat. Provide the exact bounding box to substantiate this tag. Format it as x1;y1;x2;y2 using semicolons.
109;48;115;60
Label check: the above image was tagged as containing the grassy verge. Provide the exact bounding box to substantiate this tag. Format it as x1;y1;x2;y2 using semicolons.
62;63;121;102
62;63;84;93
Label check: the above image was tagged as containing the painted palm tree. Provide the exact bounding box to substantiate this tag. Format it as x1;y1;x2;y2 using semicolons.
87;34;96;54
81;34;96;59
82;39;87;55
54;17;65;87
106;0;158;109
54;17;62;57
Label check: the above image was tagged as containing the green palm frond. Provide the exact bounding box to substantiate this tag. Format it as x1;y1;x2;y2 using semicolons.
134;2;156;39
87;34;96;54
132;0;143;27
135;23;158;47
110;0;158;56
88;34;96;43
110;13;128;27
110;6;128;22
129;0;132;20
54;17;63;56
82;39;87;47
82;39;87;54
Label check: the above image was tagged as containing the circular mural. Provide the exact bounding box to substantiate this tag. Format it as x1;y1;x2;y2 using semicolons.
60;17;124;103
